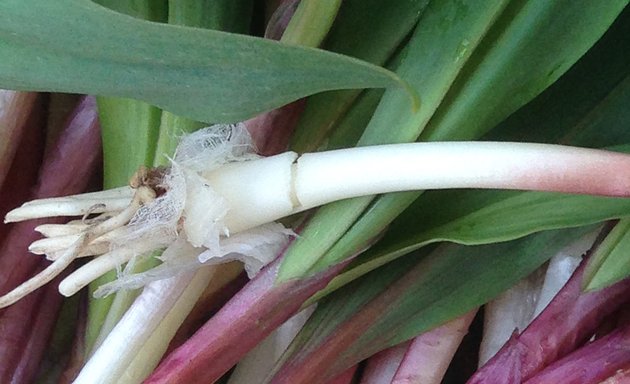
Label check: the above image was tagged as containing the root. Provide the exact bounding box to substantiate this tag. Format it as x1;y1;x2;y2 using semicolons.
0;185;157;308
58;239;159;297
0;233;87;308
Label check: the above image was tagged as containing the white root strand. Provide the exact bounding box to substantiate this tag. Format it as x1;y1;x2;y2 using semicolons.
29;226;129;257
35;222;90;237
59;240;160;297
4;187;133;223
0;235;87;308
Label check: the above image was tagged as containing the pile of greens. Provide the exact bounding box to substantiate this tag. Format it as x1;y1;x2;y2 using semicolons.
0;1;629;383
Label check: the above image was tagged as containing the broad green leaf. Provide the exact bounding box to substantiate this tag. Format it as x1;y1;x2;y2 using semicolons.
583;219;630;291
278;1;630;284
290;0;431;152
0;0;406;123
275;227;593;382
484;8;630;146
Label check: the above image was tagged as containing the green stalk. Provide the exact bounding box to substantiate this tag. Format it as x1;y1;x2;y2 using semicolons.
87;98;162;353
92;0;251;349
583;218;630;291
85;0;168;355
281;0;342;46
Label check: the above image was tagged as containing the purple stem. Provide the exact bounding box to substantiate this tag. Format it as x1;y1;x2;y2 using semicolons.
359;310;477;384
9;272;67;384
0;96;100;381
245;100;306;156
0;94;45;244
264;0;300;40
390;310;477;384
468;259;630;384
524;321;630;384
0;268;42;381
327;366;359;384
0;91;39;191
145;259;345;384
244;0;305;156
598;367;630;384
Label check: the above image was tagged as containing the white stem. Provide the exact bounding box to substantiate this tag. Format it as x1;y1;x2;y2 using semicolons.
391;309;477;384
118;266;217;384
72;242;203;384
206;142;630;233
7;143;630;235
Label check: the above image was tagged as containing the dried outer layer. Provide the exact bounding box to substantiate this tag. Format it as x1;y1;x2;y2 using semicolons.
524;320;630;384
468;258;630;383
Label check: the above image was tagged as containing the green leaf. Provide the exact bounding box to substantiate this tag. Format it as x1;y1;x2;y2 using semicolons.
278;0;513;281
289;0;431;152
283;1;628;284
275;227;593;382
281;0;342;47
93;0;167;21
168;0;253;32
97;97;163;187
584;219;630;291
419;0;629;141
0;0;406;123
